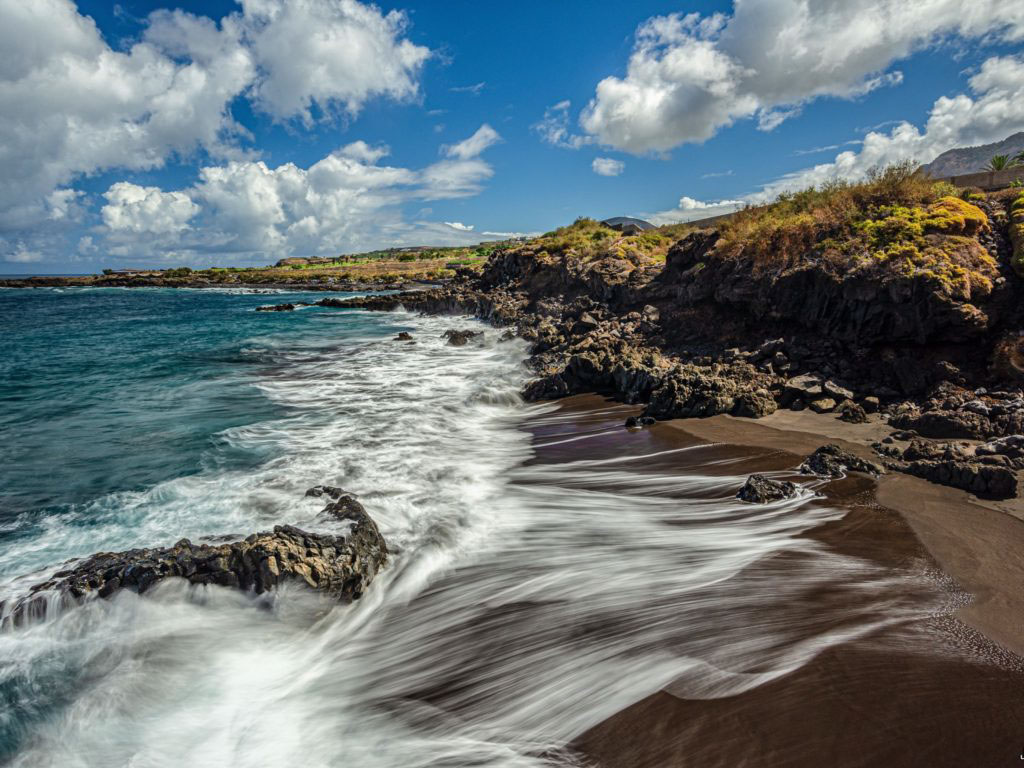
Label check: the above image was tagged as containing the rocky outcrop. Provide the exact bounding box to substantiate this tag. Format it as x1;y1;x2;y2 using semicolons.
874;437;1019;499
256;303;297;312
800;444;884;477
736;474;798;503
2;496;388;627
442;329;483;346
888;383;1024;439
643;363;776;420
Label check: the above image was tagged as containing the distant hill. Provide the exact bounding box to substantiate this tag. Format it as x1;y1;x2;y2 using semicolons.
921;132;1024;177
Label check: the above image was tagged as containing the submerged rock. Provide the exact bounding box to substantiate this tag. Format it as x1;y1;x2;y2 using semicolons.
800;444;884;477
305;485;355;500
394;332;413;341
255;303;296;312
4;497;388;627
442;329;483;347
736;474;798;503
624;415;657;428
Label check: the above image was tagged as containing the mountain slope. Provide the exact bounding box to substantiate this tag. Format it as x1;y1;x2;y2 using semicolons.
922;132;1024;177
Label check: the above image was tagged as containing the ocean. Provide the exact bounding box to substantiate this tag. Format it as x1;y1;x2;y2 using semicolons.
0;286;938;766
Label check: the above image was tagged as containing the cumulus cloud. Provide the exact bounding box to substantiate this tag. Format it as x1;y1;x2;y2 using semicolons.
94;125;503;263
102;183;201;234
753;54;1024;200
592;157;625;176
242;0;430;123
0;0;431;236
646;195;745;226
580;1;1024;153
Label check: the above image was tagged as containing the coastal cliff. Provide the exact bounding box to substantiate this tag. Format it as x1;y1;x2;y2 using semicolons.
336;169;1024;499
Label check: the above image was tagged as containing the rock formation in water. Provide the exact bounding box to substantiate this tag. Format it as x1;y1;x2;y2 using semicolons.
2;495;388;628
736;474;799;504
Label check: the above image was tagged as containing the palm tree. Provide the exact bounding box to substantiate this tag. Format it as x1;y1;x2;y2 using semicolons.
986;154;1015;171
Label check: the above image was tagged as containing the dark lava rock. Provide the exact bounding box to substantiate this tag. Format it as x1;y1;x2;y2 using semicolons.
394;332;413;341
256;303;296;312
624;415;657;428
838;402;868;424
901;460;1016;500
305;485;355;500
5;501;388;627
736;474;798;503
442;329;483;347
808;397;837;413
733;391;778;418
800;444;884;477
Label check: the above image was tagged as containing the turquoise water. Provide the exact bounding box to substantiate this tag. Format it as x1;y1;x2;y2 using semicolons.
1;287;410;528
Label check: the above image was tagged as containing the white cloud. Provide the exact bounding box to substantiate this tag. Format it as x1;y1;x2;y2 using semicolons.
0;0;253;231
4;244;43;263
242;0;430;123
102;182;201;234
450;82;485;95
646;195;745;226
442;124;501;160
580;1;1024;153
0;0;431;235
592;157;625;176
94;125;502;263
754;54;1024;200
339;140;391;163
533;100;591;149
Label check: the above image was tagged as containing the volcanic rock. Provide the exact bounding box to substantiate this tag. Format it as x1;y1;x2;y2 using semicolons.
736;474;798;503
800;444;883;477
4;499;388;627
443;329;483;346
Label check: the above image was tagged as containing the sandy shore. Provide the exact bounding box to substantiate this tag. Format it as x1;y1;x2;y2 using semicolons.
558;399;1024;768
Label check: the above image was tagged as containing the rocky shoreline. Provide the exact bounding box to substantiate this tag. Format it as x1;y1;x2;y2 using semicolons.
325;193;1024;501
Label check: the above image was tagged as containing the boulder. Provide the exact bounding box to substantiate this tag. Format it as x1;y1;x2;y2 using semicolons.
808;397;837;413
394;332;413;341
823;380;855;401
442;329;483;347
4;498;388;627
838;402;868;424
736;474;798;503
800;444;884;477
733;391;779;418
785;374;824;399
860;396;881;414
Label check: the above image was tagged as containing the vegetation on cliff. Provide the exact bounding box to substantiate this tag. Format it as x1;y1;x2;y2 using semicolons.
711;163;997;301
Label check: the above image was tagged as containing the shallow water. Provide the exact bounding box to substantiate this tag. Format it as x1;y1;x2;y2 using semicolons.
0;288;943;766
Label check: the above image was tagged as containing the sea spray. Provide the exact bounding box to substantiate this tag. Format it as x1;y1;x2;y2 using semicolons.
0;288;938;766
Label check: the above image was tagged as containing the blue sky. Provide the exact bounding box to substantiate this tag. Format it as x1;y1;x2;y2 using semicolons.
2;0;1024;272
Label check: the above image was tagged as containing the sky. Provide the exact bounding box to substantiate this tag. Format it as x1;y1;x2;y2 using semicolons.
2;0;1024;273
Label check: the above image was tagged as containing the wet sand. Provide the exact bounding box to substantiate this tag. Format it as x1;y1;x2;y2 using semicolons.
545;398;1024;768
